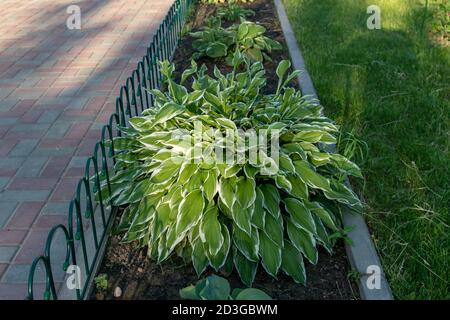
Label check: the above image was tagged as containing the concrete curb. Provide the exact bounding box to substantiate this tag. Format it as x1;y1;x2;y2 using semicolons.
273;0;393;300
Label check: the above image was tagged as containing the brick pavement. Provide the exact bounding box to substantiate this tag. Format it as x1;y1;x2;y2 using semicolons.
0;0;174;299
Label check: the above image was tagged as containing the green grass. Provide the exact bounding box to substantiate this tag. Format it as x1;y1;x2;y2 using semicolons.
283;0;449;299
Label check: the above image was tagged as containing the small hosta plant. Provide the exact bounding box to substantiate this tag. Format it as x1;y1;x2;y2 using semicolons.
180;274;271;300
217;1;255;22
99;53;362;286
191;20;281;62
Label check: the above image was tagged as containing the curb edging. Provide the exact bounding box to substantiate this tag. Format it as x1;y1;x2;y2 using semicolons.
273;0;393;300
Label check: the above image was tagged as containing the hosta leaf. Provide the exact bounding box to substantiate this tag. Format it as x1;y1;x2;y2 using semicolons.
153;102;185;127
206;42;228;58
263;213;284;247
307;201;338;231
165;223;186;254
200;206;224;256
178;163;198;185
245;48;263;62
259;184;280;218
283;198;316;235
279;153;295;173
236;177;256;209
258;230;281;277
208;223;231;270
286;219;318;264
293;160;331;192
276;59;291;82
330;154;362;178
216;118;237;130
151;159;182;184
233;248;258;287
286;175;309;200
179;285;199;300
176;189;205;234
219;177;235;210
275;175;292;193
233;225;259;262
245;23;266;38
313;215;332;253
281;241;306;284
231;201;252;235
199;275;230;300
192;238;209;276
323;180;362;210
235;288;272;300
252;188;266;229
203;170;218;201
244;164;259;178
237;23;249;40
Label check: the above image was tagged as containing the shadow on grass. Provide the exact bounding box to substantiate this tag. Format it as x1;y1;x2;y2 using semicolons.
283;0;449;299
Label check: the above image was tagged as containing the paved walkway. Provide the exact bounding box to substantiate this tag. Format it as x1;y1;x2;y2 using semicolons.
0;0;174;299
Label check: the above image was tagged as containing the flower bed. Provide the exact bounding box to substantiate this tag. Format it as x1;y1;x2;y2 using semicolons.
91;0;360;300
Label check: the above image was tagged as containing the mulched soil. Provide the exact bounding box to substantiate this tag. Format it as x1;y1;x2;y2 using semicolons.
91;0;360;300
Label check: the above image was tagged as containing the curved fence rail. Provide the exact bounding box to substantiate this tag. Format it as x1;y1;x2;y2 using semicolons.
26;0;192;300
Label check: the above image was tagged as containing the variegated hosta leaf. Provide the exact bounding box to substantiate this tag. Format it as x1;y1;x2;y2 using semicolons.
99;58;363;287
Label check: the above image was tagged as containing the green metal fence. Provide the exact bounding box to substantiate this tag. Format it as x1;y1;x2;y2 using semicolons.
26;0;192;300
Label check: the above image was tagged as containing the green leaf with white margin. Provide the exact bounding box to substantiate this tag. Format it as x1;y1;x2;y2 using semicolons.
286;174;308;200
208;223;231;270
293;160;331;192
192;237;209;276
200;206;224;256
237;23;249;40
206;42;228;58
259;184;280;218
176;189;205;234
279;153;295;173
312;215;332;253
330;154;362;178
306;201;338;231
231;201;253;235
235;288;272;300
233;248;258;287
281;241;306;284
286;219;318;264
276;59;291;81
283;198;316;235
218;177;235;210
258;230;281;277
275;175;292;193
216;118;237;131
151;158;182;184
252;188;266;229
152;102;185;128
178;163;198;185
263;213;283;247
236;177;256;209
232;225;259;262
203;170;218;202
323;180;361;209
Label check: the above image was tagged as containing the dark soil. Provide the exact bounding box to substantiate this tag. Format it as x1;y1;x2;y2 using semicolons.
91;0;360;300
92;233;358;300
172;0;295;94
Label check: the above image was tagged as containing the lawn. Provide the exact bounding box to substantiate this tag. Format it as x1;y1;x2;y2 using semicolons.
283;0;449;299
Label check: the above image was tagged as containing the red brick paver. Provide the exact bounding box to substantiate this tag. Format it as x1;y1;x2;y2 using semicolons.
0;0;174;299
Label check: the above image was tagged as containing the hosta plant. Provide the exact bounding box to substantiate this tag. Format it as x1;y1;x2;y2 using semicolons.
180;275;271;300
100;53;362;286
217;1;255;22
191;20;281;62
